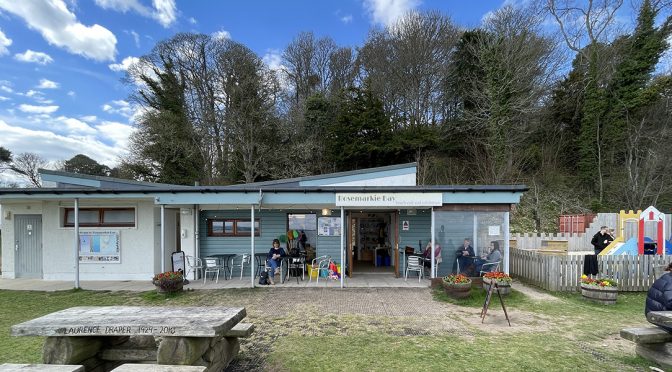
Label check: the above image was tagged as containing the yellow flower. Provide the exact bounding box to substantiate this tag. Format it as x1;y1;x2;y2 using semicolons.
581;274;588;279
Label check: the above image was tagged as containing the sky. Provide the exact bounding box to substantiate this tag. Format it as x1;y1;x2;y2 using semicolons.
0;0;658;185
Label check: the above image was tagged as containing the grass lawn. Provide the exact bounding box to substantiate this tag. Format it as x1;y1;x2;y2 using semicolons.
0;284;656;371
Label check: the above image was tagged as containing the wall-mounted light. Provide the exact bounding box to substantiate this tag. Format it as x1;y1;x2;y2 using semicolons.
321;208;332;216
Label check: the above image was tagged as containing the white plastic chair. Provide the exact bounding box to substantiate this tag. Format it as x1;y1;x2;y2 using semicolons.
309;255;331;284
185;255;204;280
230;254;251;280
405;256;423;282
203;257;223;284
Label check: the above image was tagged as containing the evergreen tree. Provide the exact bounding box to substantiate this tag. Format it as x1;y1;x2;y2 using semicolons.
128;59;204;185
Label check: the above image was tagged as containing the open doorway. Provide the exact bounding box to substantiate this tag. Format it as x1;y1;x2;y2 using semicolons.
349;211;397;275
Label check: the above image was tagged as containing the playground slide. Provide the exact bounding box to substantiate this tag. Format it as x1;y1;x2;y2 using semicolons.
599;237;623;255
602;237;638;255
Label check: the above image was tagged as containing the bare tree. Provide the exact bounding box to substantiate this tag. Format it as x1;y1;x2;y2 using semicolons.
11;152;47;187
359;11;461;128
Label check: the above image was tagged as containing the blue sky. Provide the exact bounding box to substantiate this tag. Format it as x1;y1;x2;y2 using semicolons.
0;0;653;185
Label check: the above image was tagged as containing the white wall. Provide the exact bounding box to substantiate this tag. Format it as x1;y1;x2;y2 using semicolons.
1;199;159;280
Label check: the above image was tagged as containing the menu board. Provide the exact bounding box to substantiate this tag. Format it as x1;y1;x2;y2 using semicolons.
79;231;121;263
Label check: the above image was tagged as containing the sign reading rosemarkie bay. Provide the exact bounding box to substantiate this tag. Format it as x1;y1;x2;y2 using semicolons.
335;193;443;207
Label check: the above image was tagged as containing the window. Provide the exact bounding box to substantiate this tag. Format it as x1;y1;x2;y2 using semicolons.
64;208;135;227
207;219;260;237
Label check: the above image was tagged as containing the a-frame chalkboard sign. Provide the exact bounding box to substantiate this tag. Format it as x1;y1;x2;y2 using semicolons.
480;279;511;326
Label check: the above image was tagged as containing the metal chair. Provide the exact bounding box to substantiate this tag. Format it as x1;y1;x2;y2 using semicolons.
230;254;251;280
203;257;223;284
479;261;501;277
286;253;306;284
405;256;423;282
309;255;331;284
185;255;204;280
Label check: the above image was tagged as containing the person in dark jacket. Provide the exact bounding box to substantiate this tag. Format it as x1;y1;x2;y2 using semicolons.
456;238;476;275
266;239;286;285
645;263;672;331
584;226;612;276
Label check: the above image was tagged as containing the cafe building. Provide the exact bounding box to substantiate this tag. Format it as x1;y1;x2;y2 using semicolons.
0;163;526;287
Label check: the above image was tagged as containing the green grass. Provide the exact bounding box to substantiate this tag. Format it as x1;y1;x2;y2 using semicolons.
0;287;655;371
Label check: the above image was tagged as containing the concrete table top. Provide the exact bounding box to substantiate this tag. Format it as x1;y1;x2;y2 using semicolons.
11;306;246;337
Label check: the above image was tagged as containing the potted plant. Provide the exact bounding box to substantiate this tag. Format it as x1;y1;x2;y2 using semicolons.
482;271;512;295
152;271;184;294
580;275;618;305
442;274;472;298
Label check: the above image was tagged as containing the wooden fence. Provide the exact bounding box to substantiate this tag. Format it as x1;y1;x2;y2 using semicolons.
509;248;672;292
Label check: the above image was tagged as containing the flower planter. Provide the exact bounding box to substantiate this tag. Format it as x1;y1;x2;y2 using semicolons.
442;281;472;299
482;278;511;295
153;281;183;294
580;283;617;305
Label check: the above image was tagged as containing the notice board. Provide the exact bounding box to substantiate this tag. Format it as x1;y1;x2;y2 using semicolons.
79;231;121;263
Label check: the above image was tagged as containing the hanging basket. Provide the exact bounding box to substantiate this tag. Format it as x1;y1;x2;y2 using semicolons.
580;283;618;305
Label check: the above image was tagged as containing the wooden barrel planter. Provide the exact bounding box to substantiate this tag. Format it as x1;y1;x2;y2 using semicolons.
580;284;617;305
482;278;511;295
442;281;472;299
153;281;183;294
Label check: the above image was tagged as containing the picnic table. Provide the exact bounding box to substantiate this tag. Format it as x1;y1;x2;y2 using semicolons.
11;306;254;372
621;311;672;370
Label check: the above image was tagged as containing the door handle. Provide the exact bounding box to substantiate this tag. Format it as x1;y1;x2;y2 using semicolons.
15;244;18;251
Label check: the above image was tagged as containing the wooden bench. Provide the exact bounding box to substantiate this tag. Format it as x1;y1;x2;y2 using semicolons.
621;313;672;370
539;240;568;255
11;306;253;372
0;365;83;372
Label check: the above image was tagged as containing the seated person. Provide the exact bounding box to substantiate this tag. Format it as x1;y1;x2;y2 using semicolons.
475;241;502;274
422;240;442;269
456;238;475;275
266;239;286;285
646;263;672;331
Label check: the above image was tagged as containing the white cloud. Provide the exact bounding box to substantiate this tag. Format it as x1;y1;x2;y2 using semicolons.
54;115;96;134
188;17;197;25
14;49;53;64
18;104;59;114
263;49;283;71
0;80;13;93
0;0;117;61
212;30;231;41
97;120;135;149
130;30;140;47
80;115;97;123
67;90;75;97
341;15;354;24
0;119;126;168
0;96;9;101
37;79;59;89
25;90;40;97
108;56;140;72
0;28;12;56
363;0;420;26
94;0;177;28
101;99;136;119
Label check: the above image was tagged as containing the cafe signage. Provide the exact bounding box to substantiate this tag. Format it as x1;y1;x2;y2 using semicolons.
335;193;442;207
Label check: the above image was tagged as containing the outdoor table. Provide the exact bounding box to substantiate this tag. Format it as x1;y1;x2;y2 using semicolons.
11;306;250;372
210;254;236;280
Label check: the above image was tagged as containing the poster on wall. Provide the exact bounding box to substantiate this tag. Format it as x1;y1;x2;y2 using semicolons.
79;231;120;263
318;217;341;236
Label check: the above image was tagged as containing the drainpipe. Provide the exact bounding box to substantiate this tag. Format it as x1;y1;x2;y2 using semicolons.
194;204;199;281
430;207;435;279
160;204;165;273
251;205;255;288
74;198;80;289
504;211;510;274
340;206;345;288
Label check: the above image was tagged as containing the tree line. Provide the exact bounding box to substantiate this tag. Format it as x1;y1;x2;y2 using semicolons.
1;0;671;232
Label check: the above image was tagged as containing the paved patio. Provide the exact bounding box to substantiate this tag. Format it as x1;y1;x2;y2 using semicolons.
0;273;429;291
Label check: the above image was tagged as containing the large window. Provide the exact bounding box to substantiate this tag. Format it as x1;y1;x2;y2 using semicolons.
64;208;135;227
207;219;260;237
